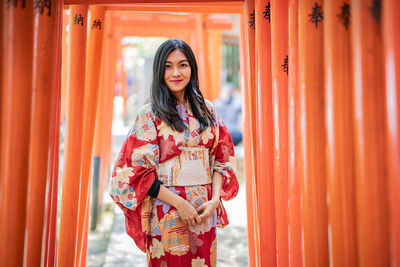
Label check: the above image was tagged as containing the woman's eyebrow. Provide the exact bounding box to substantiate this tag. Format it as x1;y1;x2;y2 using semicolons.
165;59;189;63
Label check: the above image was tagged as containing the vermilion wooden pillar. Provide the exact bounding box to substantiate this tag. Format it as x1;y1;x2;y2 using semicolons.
206;29;222;100
43;4;63;265
76;6;106;266
0;1;34;265
195;13;211;99
271;0;289;266
239;13;259;267
383;0;400;265
255;0;277;265
61;10;69;123
288;1;303;266
324;1;358;266
243;1;262;266
25;1;61;266
92;12;114;230
351;0;390;266
298;0;329;265
0;0;3;151
57;5;88;267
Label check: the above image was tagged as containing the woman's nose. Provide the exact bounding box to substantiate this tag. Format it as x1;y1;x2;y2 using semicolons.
172;67;180;76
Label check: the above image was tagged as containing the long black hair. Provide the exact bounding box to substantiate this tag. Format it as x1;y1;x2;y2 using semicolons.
150;39;215;133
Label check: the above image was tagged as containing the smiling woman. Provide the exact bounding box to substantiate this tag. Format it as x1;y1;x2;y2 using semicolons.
109;39;239;266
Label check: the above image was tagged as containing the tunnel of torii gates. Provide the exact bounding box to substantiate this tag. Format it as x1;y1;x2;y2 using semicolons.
0;0;399;266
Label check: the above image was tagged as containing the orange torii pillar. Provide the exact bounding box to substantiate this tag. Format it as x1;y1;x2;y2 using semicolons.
61;10;70;123
324;1;358;266
91;11;115;230
383;0;400;265
0;0;3;144
205;28;222;100
351;0;390;266
0;1;34;266
298;0;329;265
42;4;63;265
43;9;63;265
57;5;88;267
98;31;121;210
195;13;212;100
243;0;263;266
76;6;106;266
288;0;303;265
271;0;289;266
239;14;259;267
255;0;277;266
25;1;62;266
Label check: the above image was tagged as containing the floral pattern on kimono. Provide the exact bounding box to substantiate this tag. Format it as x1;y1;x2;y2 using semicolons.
110;100;239;266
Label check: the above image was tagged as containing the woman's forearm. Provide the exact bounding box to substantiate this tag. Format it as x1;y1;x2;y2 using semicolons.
157;184;184;208
211;171;223;201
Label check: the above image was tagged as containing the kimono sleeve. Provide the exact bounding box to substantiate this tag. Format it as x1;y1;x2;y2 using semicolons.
110;105;159;211
210;104;239;201
109;105;159;251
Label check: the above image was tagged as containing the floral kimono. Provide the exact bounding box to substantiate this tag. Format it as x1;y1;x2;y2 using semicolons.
110;100;239;267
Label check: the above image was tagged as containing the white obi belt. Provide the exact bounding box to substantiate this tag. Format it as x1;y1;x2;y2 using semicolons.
158;147;212;186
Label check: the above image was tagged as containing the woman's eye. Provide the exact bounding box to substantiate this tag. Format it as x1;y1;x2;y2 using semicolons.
181;63;188;67
165;65;171;69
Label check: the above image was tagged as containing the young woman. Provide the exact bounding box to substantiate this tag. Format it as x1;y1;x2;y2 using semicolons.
110;39;239;267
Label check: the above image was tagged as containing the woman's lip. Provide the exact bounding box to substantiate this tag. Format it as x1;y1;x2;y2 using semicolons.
171;80;183;83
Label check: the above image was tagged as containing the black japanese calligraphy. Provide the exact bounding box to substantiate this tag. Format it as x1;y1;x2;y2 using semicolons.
368;0;381;24
91;19;102;29
6;0;25;9
249;10;255;29
282;55;288;76
74;14;84;26
263;2;271;23
309;2;324;28
34;0;51;16
337;2;350;29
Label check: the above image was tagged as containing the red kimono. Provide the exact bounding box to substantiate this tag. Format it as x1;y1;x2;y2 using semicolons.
110;100;239;267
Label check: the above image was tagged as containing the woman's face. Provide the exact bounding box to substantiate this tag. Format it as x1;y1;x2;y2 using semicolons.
164;49;191;98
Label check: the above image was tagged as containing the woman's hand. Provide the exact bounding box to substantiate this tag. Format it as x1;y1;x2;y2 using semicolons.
156;185;201;226
196;199;220;221
175;199;202;226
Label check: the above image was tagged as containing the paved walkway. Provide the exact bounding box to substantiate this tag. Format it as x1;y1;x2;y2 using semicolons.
99;182;249;267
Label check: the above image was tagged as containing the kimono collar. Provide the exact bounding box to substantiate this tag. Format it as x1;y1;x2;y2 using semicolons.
176;101;192;120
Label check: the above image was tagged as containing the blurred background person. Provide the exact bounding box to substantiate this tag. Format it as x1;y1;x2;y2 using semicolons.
213;83;242;146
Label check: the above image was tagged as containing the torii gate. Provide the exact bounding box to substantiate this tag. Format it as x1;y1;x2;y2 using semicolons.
0;1;399;267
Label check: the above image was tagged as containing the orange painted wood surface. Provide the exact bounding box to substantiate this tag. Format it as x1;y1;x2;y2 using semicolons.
244;1;263;266
298;0;329;265
104;3;243;14
61;10;69;123
0;0;3;154
57;5;88;266
0;1;34;265
351;0;390;266
92;14;116;214
239;13;258;267
383;0;400;265
195;13;211;100
25;2;61;266
206;29;222;100
324;1;358;266
271;0;289;266
65;0;243;5
93;11;113;158
287;0;303;266
43;3;63;265
255;0;277;266
75;6;106;266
